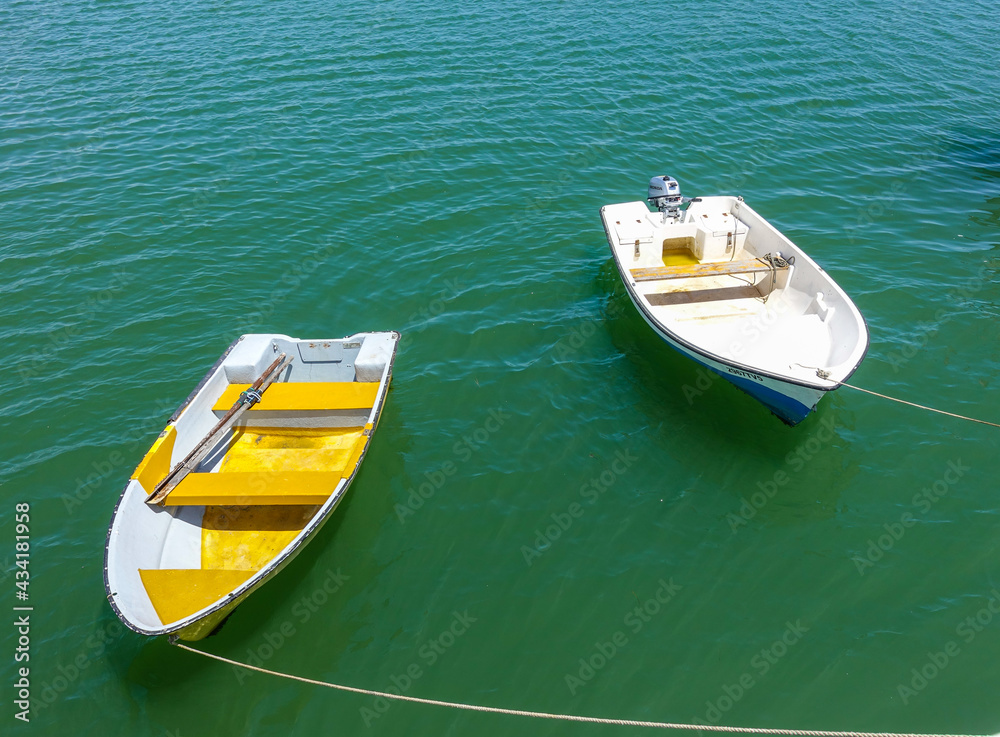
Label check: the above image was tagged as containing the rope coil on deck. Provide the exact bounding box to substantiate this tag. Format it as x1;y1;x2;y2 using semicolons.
171;641;985;737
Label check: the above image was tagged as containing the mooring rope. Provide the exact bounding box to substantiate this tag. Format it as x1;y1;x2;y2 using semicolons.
171;641;983;737
838;382;1000;429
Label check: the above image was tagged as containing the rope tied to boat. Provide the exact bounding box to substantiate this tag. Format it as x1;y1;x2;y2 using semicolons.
836;379;1000;429
170;641;985;737
762;253;791;269
759;253;793;304
787;364;999;428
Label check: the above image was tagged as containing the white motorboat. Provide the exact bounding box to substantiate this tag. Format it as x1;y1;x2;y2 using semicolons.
600;176;868;424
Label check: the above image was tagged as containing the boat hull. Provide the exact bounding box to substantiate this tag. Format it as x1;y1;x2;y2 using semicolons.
166;501;339;640
628;297;826;424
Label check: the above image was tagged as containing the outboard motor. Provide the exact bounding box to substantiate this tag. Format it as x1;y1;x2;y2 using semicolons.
648;175;684;220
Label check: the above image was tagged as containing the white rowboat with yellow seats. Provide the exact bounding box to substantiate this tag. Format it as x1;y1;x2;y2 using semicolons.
103;331;398;640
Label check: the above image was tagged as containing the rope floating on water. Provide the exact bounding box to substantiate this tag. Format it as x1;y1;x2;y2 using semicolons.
839;382;1000;429
167;375;994;733
171;641;984;737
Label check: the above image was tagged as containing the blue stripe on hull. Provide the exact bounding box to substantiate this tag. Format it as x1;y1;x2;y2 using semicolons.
658;338;816;425
626;292;823;425
712;369;814;425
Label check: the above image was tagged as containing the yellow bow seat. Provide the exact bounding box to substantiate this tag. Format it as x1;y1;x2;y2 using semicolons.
139;568;255;625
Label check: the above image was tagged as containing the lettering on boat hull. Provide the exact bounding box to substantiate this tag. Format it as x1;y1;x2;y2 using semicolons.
726;367;764;383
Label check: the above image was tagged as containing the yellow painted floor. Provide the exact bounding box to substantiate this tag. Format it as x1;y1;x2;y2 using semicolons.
661;251;701;267
219;426;365;474
205;426;365;570
201;504;319;570
143;425;368;625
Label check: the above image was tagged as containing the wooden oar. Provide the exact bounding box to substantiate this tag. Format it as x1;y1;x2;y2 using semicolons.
145;353;293;505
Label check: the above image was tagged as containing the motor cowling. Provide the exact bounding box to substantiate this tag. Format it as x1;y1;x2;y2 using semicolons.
647;175;683;213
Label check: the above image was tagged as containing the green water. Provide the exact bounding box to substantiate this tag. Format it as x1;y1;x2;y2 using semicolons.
3;0;1000;734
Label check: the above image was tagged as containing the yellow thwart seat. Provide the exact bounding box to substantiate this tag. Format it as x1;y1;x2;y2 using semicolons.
139;569;255;625
161;471;342;506
212;382;379;413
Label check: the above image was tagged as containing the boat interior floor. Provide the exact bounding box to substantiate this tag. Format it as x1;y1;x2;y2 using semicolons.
219;426;366;475
194;425;365;563
641;278;834;371
140;425;367;626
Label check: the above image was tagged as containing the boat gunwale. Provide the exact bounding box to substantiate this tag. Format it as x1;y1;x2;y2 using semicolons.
103;331;400;638
599;203;870;392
